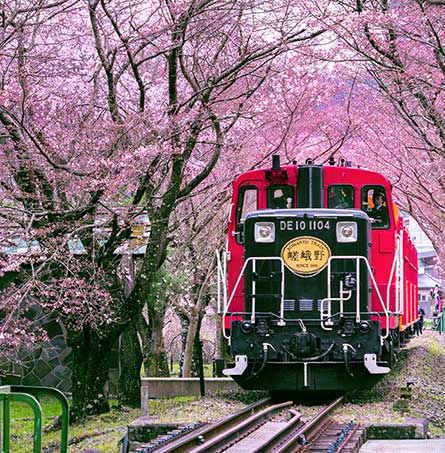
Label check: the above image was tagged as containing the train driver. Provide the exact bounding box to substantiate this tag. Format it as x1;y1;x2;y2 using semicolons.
370;192;388;226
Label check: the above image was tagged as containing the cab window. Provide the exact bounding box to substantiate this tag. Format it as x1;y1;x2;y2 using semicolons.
328;184;354;209
267;185;294;209
361;186;389;229
235;185;258;244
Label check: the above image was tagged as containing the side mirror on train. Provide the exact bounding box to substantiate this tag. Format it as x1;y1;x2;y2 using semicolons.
233;224;245;244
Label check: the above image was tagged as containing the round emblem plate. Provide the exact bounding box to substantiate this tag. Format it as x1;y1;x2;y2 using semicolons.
281;236;331;277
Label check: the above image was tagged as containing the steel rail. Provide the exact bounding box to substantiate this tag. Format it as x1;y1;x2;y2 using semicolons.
264;396;344;453
188;401;293;453
152;397;280;452
250;409;303;453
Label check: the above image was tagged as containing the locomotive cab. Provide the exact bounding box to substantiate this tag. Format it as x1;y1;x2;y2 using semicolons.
219;157;418;393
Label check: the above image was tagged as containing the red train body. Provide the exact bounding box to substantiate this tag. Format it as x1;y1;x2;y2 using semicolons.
219;157;418;393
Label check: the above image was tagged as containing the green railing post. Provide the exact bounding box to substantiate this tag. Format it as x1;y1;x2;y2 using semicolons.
10;386;69;453
0;386;11;453
0;388;42;453
0;385;69;453
437;309;445;334
11;394;42;453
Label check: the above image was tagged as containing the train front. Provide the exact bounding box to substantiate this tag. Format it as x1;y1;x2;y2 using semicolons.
222;163;391;393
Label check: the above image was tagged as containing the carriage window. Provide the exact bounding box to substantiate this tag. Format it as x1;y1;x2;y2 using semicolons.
235;186;258;244
267;185;294;209
328;185;354;209
361;186;389;229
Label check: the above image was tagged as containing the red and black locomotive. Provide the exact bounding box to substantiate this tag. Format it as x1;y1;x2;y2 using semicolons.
219;156;418;394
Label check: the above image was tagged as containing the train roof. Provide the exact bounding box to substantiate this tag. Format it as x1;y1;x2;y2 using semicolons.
234;163;391;186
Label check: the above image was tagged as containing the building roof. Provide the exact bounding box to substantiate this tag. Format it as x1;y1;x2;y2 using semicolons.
418;272;441;290
418;248;436;258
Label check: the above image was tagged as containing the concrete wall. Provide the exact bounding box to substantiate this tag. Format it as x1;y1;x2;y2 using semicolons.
141;377;239;414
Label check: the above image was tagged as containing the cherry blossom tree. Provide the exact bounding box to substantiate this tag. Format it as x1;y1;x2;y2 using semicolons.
0;0;327;418
167;190;226;377
165;67;358;376
325;0;445;263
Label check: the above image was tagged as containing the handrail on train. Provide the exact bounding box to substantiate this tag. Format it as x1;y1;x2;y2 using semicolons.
324;256;390;340
219;250;398;342
221;256;286;339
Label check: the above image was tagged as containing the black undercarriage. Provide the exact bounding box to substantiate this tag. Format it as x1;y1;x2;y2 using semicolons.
227;315;393;392
231;361;383;392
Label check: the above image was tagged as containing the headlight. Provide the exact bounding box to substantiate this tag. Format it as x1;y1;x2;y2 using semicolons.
240;321;253;334
336;222;357;243
359;321;370;333
254;222;275;243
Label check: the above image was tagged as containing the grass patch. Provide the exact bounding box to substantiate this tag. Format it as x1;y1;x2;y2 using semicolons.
167;363;215;377
6;397;61;452
7;398;139;453
9;391;250;452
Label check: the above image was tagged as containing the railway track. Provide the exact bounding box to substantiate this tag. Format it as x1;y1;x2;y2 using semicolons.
248;396;366;453
134;397;279;452
134;396;366;453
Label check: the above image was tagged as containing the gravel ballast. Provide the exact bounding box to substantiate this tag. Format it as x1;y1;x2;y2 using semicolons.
147;330;445;438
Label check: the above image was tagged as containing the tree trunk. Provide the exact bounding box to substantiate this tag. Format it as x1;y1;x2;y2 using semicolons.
192;316;204;377
144;325;169;377
117;255;142;407
210;310;225;377
178;315;188;377
145;345;169;377
215;312;225;359
69;328;111;421
194;332;205;396
182;314;199;377
140;304;169;377
117;320;143;408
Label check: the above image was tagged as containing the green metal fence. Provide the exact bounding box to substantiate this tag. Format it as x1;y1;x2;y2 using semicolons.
0;385;69;453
